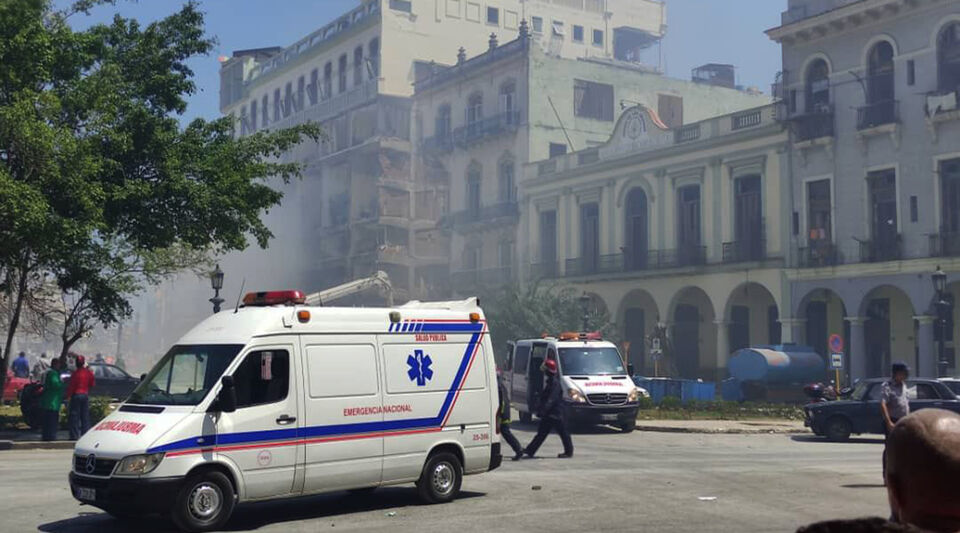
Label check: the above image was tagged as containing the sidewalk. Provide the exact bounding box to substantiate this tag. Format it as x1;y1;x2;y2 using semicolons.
634;419;807;435
0;429;75;450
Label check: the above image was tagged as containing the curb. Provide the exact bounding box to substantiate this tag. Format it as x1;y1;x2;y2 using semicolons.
0;440;75;450
634;425;809;435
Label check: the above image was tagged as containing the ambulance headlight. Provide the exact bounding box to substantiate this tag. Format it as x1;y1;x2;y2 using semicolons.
115;453;165;476
628;387;645;403
567;388;587;403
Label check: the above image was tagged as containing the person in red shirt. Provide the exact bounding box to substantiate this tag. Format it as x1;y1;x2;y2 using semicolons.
66;355;95;440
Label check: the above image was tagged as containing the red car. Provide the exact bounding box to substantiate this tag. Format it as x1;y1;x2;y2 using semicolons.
3;370;31;403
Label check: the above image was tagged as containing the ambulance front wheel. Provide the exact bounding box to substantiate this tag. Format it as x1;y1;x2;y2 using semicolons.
416;451;462;504
171;470;236;533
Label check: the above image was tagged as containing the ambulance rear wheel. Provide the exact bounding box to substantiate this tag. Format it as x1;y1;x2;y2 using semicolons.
416;452;462;504
172;470;236;533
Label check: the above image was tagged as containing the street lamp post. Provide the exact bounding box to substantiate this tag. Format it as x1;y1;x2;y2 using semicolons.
932;265;952;378
579;293;591;332
209;264;225;314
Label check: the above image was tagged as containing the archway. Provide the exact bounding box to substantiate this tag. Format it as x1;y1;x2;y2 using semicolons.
669;287;717;379
859;285;916;378
797;288;849;367
618;289;660;374
723;282;779;352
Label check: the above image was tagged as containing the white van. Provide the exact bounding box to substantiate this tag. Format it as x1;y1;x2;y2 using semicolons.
505;334;646;433
68;291;501;532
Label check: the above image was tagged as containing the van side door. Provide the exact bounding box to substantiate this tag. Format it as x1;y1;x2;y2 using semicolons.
510;344;531;413
300;335;383;493
215;342;299;500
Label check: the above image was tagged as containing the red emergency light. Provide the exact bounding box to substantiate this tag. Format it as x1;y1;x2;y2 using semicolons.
242;290;306;307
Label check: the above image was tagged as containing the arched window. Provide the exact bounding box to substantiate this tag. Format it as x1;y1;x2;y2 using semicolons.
500;81;517;125
805;59;830;113
261;94;269;126
862;41;896;128
938;22;960;93
498;156;515;203
624;188;648;271
338;54;348;93
466;162;482;217
369;38;380;79
323;62;332;100
353;46;364;87
435;104;451;137
467;93;483;132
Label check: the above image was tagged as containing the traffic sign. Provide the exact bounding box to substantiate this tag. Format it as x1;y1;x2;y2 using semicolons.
828;334;844;354
652;338;661;351
830;352;844;369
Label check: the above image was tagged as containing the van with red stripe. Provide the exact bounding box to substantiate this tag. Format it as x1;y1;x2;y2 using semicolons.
68;293;500;532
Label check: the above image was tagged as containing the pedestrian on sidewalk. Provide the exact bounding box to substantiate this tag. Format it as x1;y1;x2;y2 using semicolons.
11;351;30;378
39;358;65;441
66;355;95;440
881;361;910;481
523;358;574;459
496;373;523;461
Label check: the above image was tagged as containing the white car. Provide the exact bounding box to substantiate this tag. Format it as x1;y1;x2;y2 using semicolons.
69;291;500;532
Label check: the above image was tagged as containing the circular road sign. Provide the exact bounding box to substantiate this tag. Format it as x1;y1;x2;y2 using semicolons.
828;334;844;354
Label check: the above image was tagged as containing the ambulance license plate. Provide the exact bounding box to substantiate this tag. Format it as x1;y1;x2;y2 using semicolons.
601;414;618;422
76;487;96;502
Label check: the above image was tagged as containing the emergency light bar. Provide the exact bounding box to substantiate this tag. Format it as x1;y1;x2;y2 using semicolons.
242;290;306;307
557;331;603;341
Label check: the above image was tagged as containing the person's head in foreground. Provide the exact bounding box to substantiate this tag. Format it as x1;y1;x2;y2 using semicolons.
886;409;960;532
891;361;909;384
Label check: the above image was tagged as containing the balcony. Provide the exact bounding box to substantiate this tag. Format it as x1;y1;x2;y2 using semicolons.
930;232;960;258
565;254;622;277
791;109;835;142
452;111;522;147
674;123;701;143
529;261;560;280
445;201;519;229
731;108;764;130
798;242;840;268
859;236;902;263
266;79;379;133
722;239;766;263
857;100;899;130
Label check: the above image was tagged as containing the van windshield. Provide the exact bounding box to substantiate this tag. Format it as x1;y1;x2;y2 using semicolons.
558;347;625;376
127;344;243;406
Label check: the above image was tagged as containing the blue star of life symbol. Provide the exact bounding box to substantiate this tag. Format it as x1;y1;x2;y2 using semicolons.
407;349;433;387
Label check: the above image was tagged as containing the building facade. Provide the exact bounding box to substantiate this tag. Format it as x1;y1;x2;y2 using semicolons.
413;28;769;294
768;0;960;379
519;104;789;380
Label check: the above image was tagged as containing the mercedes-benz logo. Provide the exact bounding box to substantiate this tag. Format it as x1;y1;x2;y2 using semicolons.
84;454;96;475
605;394;611;403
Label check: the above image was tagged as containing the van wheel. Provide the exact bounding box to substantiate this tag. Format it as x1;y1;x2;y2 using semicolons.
825;417;852;442
171;470;236;533
519;411;532;423
416;452;462;504
620;419;636;433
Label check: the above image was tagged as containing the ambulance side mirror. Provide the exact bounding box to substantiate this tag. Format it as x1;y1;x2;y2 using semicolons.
139;373;147;383
628;364;635;376
215;375;237;413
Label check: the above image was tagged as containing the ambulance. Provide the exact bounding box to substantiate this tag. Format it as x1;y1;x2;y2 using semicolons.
505;333;646;432
68;291;501;532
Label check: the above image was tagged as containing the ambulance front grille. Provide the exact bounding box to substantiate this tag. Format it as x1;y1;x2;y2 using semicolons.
73;455;118;477
587;393;628;405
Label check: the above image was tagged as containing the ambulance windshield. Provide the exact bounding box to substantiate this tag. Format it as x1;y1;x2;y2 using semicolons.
128;344;243;406
558;347;625;376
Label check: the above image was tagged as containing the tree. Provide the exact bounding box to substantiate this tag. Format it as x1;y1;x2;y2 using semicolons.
483;282;617;366
0;0;322;393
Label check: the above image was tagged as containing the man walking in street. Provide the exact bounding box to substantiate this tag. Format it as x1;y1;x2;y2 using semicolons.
39;358;64;441
881;361;910;480
497;373;524;461
66;355;95;440
523;358;574;459
11;351;30;378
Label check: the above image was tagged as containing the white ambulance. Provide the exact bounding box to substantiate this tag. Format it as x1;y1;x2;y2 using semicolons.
505;333;646;432
68;291;501;532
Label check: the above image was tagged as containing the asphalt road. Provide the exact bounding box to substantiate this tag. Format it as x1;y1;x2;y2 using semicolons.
0;425;890;533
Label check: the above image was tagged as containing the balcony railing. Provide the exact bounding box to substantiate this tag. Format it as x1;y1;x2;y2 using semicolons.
930;231;960;258
674;123;701;143
565;254;622;277
452;111;522;146
859;236;902;263
857;100;899;130
445;201;519;228
799;242;840;268
732;109;764;130
791;109;835;141
722;239;766;263
529;261;560;280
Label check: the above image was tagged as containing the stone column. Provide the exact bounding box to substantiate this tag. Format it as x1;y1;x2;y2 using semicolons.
846;317;867;381
779;318;807;344
914;315;937;378
715;319;731;380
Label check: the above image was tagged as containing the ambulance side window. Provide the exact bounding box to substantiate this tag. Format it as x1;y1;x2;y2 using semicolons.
233;350;290;408
513;346;530;375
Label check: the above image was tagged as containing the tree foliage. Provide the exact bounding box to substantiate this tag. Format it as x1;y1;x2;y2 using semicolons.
483;282;617;365
0;0;322;391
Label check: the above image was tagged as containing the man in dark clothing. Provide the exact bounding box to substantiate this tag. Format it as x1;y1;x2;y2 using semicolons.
882;361;910;480
496;375;523;461
11;352;30;378
523;358;573;458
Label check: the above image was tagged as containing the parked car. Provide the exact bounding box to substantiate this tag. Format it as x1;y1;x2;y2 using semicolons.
3;370;30;404
804;378;960;441
939;378;960;397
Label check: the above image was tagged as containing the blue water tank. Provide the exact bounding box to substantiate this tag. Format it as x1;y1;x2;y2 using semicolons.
728;345;825;384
